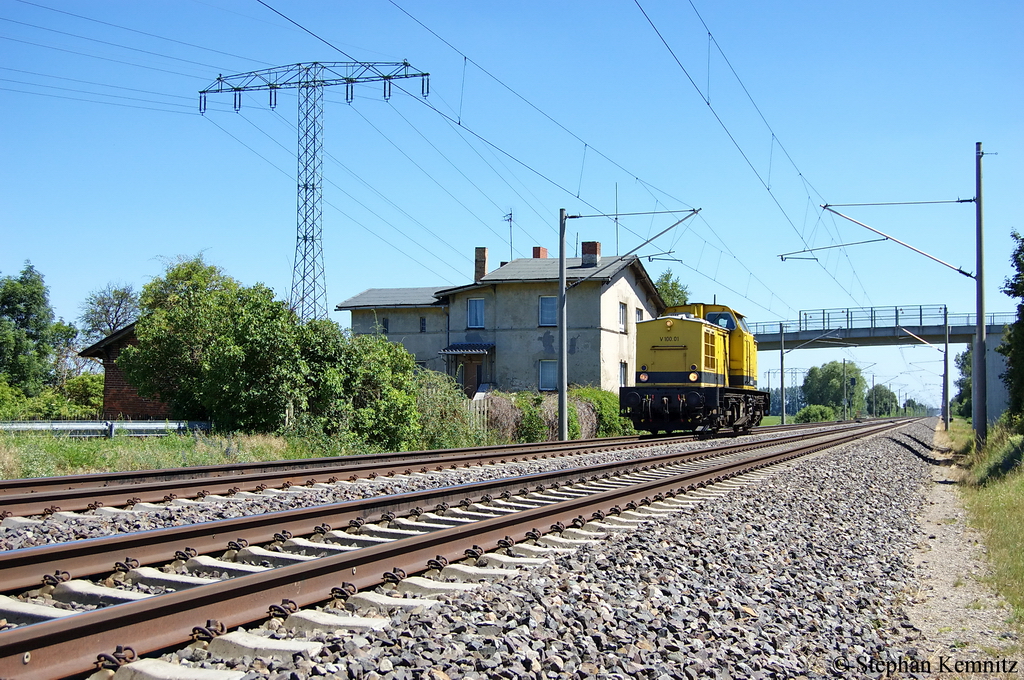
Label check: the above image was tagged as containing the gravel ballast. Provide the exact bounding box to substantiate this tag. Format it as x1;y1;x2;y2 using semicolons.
0;427;837;551
155;421;943;679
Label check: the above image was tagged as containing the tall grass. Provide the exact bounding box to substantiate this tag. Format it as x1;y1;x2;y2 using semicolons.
951;416;1024;624
0;431;363;480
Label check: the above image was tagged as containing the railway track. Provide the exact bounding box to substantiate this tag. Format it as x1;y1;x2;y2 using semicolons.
0;421;856;519
0;419;908;679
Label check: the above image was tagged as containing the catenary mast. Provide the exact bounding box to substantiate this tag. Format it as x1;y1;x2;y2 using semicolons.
201;62;429;321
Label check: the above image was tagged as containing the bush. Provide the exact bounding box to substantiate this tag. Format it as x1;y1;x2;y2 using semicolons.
413;369;485;450
794;404;836;423
571;386;631;437
514;392;546;443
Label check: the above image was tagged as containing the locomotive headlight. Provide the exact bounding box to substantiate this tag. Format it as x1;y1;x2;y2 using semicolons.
688;372;699;382
639;373;649;382
665;319;674;329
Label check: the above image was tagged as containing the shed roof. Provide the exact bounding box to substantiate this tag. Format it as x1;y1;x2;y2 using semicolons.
79;322;137;358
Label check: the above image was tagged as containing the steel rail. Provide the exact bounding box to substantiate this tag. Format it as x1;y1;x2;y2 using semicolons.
0;422;845;518
0;435;687;518
0;421;837;500
0;424;869;593
0;428;827;593
0;422;899;593
0;419;907;680
0;433;654;497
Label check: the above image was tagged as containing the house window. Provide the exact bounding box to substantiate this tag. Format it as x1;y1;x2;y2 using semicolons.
468;298;485;328
636;308;643;323
619;361;628;387
539;296;557;326
381;317;389;334
619;302;627;333
539;360;558;391
420;316;426;333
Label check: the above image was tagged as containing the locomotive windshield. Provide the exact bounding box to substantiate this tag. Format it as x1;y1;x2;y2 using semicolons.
706;311;736;330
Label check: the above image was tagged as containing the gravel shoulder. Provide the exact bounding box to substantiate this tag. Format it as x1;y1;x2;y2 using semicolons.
904;427;1021;668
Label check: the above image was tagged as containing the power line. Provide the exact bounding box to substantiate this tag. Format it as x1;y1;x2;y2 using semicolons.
0;85;195;114
11;0;276;66
252;0;793;316
0;66;220;102
204;114;461;285
0;16;227;70
0;34;212;79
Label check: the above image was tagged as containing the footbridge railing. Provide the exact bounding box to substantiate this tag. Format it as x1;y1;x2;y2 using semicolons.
750;305;1015;336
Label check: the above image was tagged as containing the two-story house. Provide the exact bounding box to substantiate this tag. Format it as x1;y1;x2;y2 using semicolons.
336;242;666;396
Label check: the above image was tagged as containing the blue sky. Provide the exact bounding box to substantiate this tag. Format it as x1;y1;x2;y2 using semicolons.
2;0;1021;408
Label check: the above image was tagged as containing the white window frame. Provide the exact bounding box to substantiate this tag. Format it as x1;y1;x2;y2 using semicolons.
539;360;558;391
619;361;628;387
539;296;557;326
467;298;485;329
619;302;627;333
636;308;644;323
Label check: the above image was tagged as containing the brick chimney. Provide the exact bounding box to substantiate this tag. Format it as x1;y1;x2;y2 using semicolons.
474;247;488;281
582;241;601;267
532;246;548;259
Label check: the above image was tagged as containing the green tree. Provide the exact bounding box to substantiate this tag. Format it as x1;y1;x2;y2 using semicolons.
999;230;1024;417
0;262;56;397
119;256;303;432
802;361;866;417
655;269;690;307
79;282;139;343
866;383;898;416
952;347;972;418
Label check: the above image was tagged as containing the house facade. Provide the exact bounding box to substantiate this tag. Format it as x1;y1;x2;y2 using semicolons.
336;242;666;396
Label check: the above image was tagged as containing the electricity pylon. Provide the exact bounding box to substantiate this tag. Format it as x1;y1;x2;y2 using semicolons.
200;62;429;321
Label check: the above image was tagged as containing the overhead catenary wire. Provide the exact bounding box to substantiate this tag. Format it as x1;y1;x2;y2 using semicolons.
633;0;870;308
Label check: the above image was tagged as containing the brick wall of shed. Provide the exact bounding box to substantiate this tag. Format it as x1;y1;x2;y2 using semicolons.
100;338;172;420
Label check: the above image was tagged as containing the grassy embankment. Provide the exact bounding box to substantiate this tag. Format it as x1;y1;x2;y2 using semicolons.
944;417;1024;625
0;431;349;480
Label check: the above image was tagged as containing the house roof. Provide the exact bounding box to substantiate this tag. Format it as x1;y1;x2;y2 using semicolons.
436;255;664;309
335;286;448;311
334;255;666;314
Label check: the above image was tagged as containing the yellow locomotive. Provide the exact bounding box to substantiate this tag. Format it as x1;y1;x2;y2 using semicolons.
619;303;768;433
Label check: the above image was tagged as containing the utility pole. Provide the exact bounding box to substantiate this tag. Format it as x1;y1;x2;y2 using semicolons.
943;306;950;430
558;208;568;441
200;62;429;321
872;375;875;418
974;142;987;447
843;359;847;420
779;324;786;424
505;210;514;262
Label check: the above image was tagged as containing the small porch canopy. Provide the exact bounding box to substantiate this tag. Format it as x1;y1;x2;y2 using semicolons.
439;343;494;355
